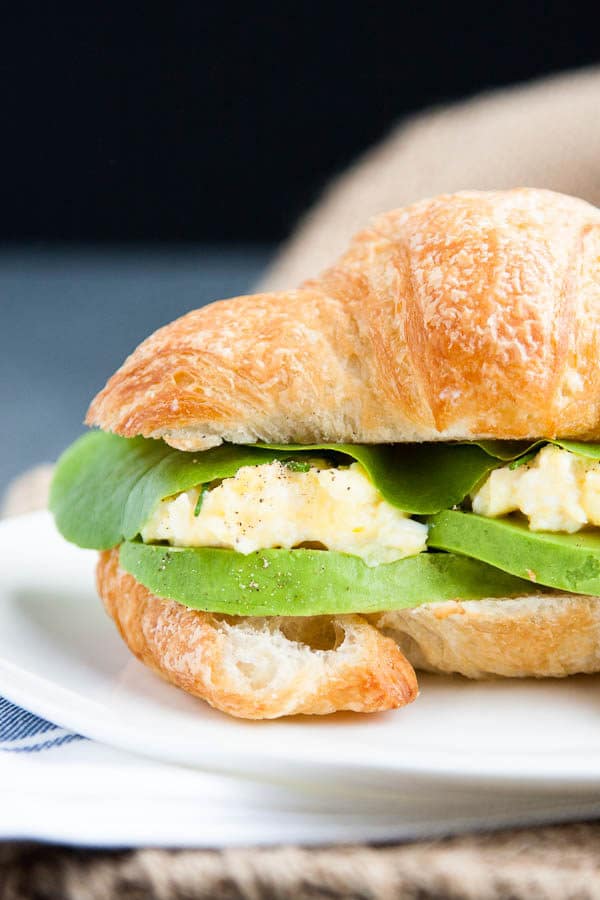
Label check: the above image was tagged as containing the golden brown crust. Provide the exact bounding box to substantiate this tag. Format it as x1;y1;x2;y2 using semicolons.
373;594;600;678
87;188;600;448
97;549;418;719
98;548;600;713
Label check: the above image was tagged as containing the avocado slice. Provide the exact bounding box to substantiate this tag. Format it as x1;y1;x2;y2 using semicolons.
119;541;533;616
427;510;600;595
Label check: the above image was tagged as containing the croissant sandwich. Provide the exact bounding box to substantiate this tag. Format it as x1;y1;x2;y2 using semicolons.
50;188;600;719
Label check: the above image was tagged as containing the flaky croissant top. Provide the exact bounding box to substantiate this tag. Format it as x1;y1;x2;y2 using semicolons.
87;189;600;449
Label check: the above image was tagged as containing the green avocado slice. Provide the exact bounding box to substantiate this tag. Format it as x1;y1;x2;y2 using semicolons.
427;510;600;595
119;542;533;616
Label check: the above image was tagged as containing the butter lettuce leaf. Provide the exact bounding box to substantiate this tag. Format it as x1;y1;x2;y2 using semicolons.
119;541;532;615
51;430;600;552
551;440;600;460
474;438;600;462
50;432;300;549
259;438;600;509
50;432;511;550
427;510;600;595
259;441;504;513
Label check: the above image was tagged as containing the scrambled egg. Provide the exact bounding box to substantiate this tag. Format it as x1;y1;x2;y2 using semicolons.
472;444;600;532
142;459;427;566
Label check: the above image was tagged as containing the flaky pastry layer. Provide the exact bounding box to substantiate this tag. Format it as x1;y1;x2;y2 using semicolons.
373;593;600;678
97;549;418;719
88;189;600;448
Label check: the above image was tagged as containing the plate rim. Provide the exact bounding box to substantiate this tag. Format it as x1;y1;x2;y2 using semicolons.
3;510;600;791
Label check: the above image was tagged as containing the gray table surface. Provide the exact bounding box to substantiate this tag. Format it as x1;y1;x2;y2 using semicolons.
0;245;274;491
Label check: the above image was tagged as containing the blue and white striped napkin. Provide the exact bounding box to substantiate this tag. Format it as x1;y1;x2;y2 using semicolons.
5;689;600;848
0;696;82;754
1;693;437;847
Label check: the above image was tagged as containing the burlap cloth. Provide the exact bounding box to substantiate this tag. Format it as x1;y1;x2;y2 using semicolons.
260;65;600;290
4;66;600;899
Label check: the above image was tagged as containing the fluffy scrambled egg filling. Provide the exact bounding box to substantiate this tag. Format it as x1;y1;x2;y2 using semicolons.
142;459;428;566
472;444;600;532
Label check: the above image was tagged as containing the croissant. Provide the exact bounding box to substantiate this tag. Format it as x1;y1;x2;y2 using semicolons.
98;548;418;719
88;188;600;448
50;188;600;719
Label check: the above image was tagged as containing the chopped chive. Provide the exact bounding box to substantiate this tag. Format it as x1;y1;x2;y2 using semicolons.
508;449;539;470
284;459;311;473
193;486;208;516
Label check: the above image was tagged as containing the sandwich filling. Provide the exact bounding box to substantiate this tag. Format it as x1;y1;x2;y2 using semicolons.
141;459;428;566
472;444;600;534
50;431;600;615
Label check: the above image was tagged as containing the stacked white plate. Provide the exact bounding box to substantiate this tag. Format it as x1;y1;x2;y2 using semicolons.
2;511;600;847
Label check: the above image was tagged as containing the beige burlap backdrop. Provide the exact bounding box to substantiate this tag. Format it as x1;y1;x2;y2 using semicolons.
3;65;600;900
260;65;600;291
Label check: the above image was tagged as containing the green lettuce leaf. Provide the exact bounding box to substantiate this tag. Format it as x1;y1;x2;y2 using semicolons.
50;430;600;552
258;441;506;514
260;439;600;509
550;440;600;460
469;440;534;460
427;510;600;595
119;541;533;616
476;438;600;462
49;432;301;550
50;432;506;549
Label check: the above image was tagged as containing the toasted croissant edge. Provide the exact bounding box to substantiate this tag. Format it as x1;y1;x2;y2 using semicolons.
87;188;600;449
372;593;600;678
97;551;600;719
96;549;419;719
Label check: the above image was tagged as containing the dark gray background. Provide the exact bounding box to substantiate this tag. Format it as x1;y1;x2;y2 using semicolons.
3;4;599;491
0;248;271;491
3;4;599;242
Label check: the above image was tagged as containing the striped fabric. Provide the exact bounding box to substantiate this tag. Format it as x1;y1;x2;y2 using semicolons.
0;696;83;753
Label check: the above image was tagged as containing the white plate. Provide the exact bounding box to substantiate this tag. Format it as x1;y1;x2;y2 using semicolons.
3;510;600;792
